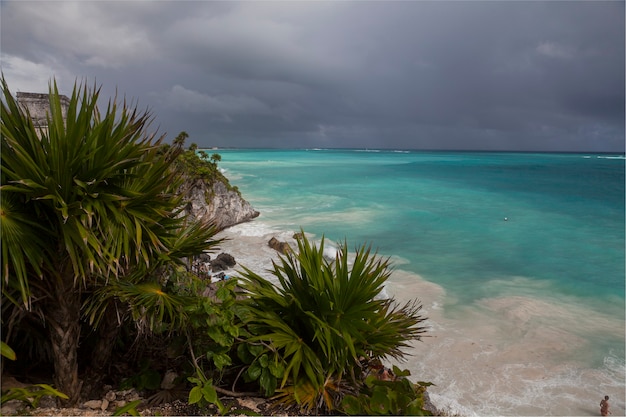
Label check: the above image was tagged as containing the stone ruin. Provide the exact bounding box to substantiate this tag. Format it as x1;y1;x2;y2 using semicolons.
16;91;70;133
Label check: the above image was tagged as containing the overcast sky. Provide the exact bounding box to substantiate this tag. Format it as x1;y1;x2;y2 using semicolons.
1;1;624;151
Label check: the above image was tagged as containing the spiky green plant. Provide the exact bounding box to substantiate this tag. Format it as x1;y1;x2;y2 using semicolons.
236;232;428;413
1;77;220;404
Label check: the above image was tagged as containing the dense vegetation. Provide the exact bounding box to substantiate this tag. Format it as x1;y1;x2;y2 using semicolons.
1;79;433;415
166;131;237;194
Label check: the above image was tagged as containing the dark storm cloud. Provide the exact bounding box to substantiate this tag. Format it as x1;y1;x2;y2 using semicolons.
1;1;623;151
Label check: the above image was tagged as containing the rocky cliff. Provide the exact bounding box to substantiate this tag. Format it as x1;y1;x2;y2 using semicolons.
182;178;259;231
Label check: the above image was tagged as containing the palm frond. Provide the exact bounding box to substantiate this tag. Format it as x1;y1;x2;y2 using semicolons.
236;230;429;413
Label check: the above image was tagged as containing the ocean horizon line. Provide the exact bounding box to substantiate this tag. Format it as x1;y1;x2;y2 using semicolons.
200;147;626;155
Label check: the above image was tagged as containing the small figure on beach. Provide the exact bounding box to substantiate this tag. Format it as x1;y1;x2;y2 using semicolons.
600;395;611;416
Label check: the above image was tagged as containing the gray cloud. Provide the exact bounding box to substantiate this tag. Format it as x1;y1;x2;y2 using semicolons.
1;1;623;151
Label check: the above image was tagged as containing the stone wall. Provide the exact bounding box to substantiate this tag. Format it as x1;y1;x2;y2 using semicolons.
16;91;70;130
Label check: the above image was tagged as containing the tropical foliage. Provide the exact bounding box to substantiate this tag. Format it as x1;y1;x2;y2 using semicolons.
0;75;435;415
235;233;428;413
167;131;237;193
1;383;69;409
1;77;221;404
341;366;434;415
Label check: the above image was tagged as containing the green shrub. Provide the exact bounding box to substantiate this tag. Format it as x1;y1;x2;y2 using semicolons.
236;343;285;396
168;132;238;194
235;232;428;413
188;372;228;414
341;366;434;415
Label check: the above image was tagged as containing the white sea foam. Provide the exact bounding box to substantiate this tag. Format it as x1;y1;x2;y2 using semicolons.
322;244;340;260
395;287;625;416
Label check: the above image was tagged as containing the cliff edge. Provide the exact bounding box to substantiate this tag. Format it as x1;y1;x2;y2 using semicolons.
182;178;259;231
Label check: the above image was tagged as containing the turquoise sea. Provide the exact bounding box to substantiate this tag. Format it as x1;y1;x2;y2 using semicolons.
213;149;625;416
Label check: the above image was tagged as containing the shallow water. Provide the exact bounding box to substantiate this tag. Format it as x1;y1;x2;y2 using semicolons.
212;149;625;416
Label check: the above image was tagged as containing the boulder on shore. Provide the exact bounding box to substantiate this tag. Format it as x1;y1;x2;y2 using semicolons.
268;237;292;254
210;253;236;272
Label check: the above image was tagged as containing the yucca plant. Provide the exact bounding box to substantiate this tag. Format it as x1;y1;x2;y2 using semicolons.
1;77;220;404
236;232;428;413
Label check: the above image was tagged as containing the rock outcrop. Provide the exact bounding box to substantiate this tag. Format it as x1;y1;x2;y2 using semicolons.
268;237;292;254
210;253;237;272
182;179;259;231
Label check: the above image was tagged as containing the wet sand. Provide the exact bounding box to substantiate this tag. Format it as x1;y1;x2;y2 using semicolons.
385;270;625;416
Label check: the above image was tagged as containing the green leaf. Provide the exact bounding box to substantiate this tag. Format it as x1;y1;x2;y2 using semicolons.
259;368;276;396
112;400;141;416
248;344;264;357
187;376;201;385
207;326;233;347
213;352;232;370
370;387;391;413
1;342;16;360
237;343;254;364
259;353;269;368
392;365;411;378
268;359;284;378
33;384;69;400
201;384;217;403
340;396;363;415
247;363;262;380
188;386;203;405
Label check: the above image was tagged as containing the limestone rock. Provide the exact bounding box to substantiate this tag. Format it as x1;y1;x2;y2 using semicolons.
236;397;263;413
83;400;102;409
1;401;20;416
268;237;292;254
182;179;259;231
104;390;116;401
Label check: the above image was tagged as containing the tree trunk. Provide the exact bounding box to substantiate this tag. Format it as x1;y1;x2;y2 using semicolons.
46;271;83;405
81;301;121;399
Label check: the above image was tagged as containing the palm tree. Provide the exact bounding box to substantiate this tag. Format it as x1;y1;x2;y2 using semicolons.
236;233;428;413
1;78;220;404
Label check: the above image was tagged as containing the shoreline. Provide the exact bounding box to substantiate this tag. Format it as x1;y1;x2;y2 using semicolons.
215;222;626;416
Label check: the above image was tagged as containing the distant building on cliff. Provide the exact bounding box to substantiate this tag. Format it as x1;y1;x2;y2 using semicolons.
16;92;70;135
